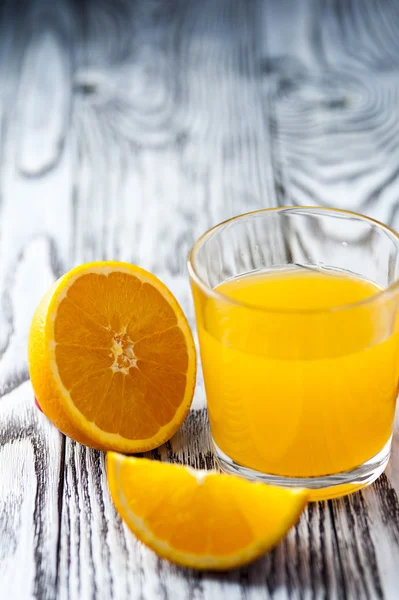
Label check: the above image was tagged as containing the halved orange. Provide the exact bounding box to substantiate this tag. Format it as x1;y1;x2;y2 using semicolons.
107;453;308;570
28;262;196;451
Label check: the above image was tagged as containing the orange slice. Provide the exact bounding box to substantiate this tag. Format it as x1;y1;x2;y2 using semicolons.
106;453;308;570
28;262;196;451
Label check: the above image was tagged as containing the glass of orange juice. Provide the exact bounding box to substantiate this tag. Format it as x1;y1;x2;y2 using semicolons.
188;207;399;500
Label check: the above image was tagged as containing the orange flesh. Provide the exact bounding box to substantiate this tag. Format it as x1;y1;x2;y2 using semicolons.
107;454;308;569
53;272;189;438
118;459;303;554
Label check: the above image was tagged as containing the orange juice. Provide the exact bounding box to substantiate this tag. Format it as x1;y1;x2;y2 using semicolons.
197;268;398;481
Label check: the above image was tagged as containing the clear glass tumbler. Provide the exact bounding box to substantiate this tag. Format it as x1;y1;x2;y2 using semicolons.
188;207;399;500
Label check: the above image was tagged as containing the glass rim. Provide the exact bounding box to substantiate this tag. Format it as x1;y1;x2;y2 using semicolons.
187;206;399;315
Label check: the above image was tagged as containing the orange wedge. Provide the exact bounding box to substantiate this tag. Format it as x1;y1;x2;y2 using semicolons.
28;262;196;451
106;453;308;570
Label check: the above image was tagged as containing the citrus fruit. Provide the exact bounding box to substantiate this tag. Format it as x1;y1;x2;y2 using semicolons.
28;262;196;452
106;453;308;570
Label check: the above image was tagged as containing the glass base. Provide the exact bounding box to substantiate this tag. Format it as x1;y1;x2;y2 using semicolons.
213;437;391;501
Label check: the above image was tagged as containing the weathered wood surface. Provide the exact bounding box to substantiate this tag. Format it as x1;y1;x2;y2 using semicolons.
0;0;399;598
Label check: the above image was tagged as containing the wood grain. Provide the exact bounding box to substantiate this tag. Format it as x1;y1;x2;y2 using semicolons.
264;0;399;598
0;0;399;599
264;0;399;227
0;383;63;600
0;2;74;599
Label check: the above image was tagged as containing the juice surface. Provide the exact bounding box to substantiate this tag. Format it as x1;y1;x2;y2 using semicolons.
198;268;398;478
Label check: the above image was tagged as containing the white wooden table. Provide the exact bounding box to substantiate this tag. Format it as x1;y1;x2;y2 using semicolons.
1;0;399;598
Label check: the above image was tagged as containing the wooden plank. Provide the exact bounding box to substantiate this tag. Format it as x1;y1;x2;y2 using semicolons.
264;0;399;598
0;1;76;599
0;382;63;600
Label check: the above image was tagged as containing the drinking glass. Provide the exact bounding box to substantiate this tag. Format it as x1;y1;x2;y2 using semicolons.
188;207;399;500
